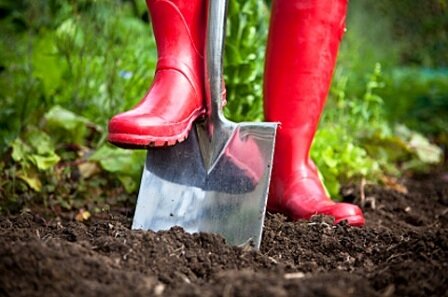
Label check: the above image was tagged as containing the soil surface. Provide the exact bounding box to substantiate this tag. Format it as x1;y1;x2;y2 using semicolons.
1;173;447;297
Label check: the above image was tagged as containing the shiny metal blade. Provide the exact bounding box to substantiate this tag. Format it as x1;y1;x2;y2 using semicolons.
132;0;277;250
132;121;276;249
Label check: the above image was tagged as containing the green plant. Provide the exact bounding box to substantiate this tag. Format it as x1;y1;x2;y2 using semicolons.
314;64;443;198
312;127;381;198
223;0;269;122
10;129;61;192
0;0;444;214
0;1;152;212
0;0;157;153
381;68;448;139
1;105;145;213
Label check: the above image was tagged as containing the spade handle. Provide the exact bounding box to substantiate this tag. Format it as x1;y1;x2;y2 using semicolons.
205;0;228;123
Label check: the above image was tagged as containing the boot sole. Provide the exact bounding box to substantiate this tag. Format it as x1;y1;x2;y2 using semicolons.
108;107;206;148
266;205;365;227
334;215;365;227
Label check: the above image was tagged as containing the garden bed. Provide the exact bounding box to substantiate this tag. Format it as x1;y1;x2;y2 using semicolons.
1;173;447;297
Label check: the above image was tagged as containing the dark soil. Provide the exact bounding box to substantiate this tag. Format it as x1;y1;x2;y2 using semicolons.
1;173;447;297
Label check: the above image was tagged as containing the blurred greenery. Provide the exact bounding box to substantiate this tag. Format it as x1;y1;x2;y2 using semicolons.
0;0;446;213
223;0;268;122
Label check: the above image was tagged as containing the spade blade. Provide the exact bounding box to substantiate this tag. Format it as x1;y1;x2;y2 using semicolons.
132;121;276;249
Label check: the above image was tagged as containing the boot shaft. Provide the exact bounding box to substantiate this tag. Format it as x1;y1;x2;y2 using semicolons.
264;0;348;128
263;0;348;164
146;0;207;73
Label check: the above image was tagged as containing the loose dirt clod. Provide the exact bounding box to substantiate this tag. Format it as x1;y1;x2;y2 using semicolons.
0;173;447;297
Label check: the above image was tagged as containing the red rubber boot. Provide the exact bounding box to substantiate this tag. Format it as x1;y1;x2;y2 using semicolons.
264;0;365;226
108;0;207;148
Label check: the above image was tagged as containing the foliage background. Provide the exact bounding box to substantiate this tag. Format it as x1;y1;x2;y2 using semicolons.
0;0;446;214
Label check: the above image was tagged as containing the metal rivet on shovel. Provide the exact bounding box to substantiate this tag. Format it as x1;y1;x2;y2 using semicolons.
132;0;277;250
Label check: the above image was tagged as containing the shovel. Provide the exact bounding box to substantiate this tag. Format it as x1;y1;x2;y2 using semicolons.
132;0;277;249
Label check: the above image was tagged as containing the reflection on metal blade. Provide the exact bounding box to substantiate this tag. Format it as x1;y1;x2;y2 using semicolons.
132;0;277;250
132;122;276;249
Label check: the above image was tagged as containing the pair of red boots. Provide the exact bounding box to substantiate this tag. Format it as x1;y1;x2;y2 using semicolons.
108;0;365;226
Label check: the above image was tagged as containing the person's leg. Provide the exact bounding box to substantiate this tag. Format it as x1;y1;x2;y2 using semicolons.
108;0;207;148
264;0;365;226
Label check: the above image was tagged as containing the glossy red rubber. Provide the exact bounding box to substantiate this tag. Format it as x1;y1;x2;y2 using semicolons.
108;0;207;148
264;0;365;226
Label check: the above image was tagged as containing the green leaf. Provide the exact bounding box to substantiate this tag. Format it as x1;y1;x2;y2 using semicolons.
409;133;443;164
31;33;66;97
29;154;61;171
90;146;141;175
11;138;31;163
25;129;60;170
27;129;56;155
56;18;85;49
89;145;145;193
17;169;42;192
117;175;138;193
394;124;443;164
11;130;60;171
44;105;93;144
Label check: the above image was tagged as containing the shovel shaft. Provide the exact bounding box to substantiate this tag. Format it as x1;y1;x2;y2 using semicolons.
205;0;228;122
